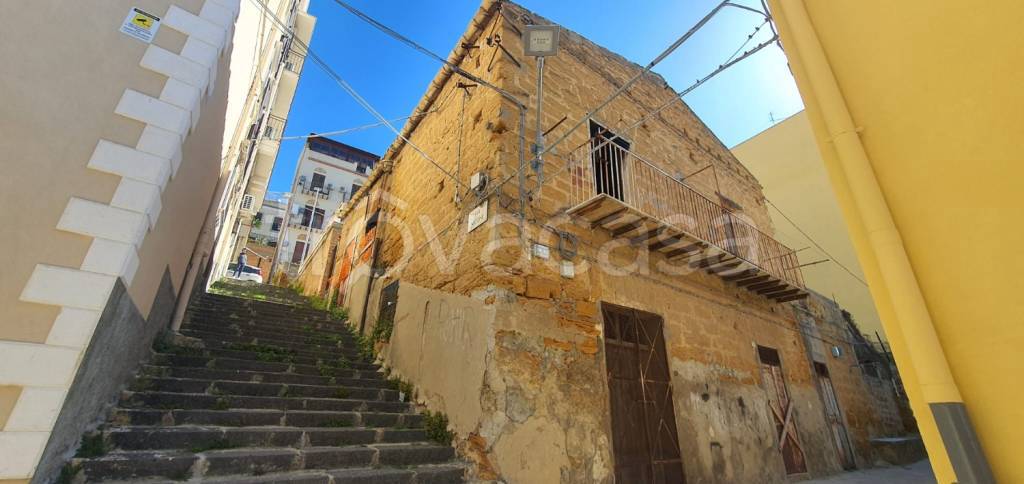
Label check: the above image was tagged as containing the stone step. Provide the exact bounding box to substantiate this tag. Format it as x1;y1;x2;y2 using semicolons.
180;328;363;358
186;309;342;327
104;425;430;450
133;376;397;401
192;345;375;369
75;443;455;481
102;465;464;484
189;299;329;318
151;353;380;377
186;319;355;340
141;365;389;388
110;408;422;428
121;391;410;414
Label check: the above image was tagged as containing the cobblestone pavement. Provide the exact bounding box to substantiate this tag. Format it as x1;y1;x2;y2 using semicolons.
804;460;936;483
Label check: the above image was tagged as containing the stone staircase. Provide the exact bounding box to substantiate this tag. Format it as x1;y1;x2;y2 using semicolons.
65;289;464;483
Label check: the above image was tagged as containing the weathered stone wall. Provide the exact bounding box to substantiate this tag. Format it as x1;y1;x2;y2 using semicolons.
794;293;908;467
294;2;907;482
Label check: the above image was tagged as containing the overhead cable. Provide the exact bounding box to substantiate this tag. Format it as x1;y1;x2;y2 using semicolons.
247;0;469;192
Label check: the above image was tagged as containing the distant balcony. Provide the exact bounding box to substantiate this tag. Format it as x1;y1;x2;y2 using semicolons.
564;142;807;302
296;179;332;200
288;221;323;234
263;114;287;141
283;49;305;74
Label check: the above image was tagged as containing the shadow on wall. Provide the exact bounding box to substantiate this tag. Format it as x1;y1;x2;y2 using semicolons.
32;270;177;483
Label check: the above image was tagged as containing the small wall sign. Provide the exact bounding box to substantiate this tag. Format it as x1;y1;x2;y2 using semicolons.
467;200;488;232
120;7;161;43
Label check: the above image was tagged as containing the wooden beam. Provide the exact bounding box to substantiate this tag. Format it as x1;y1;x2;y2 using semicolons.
723;269;759;281
573;197;607;217
666;243;706;259
776;292;810;303
630;227;664;246
590;207;628;229
765;288;801;299
649;235;685;251
612;220;646;237
748;280;785;291
735;275;772;287
690;253;732;269
707;260;743;274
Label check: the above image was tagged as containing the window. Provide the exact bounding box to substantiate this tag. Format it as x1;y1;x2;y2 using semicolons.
589;121;629;201
356;164;367;174
254;212;264;222
240;194;255;211
291;241;307;264
300;205;326;229
349;183;362;201
271;216;283;232
310;172;326;191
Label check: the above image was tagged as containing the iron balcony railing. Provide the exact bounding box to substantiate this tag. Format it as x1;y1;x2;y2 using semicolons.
283;49;305;74
566;141;805;289
263;114;287;140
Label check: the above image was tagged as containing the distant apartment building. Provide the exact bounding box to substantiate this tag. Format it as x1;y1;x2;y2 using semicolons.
0;0;314;481
242;193;288;276
274;136;378;277
248;192;288;246
205;0;315;284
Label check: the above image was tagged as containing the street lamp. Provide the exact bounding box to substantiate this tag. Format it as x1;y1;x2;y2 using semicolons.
522;25;560;190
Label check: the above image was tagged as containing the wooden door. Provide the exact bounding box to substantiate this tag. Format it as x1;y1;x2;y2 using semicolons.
603;303;686;483
814;362;856;470
757;345;808;475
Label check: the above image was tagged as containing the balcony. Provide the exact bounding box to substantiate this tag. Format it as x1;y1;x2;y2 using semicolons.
288;221;324;234
564;142;808;303
283;49;305;74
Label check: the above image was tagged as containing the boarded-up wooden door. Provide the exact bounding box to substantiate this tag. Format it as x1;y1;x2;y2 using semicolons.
602;303;686;484
814;362;856;470
757;345;807;475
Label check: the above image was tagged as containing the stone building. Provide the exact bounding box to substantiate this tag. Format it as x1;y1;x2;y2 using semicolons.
296;1;912;482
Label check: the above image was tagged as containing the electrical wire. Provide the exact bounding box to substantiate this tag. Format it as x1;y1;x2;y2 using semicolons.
330;0;526;109
273;86;460;141
246;0;470;193
764;198;869;286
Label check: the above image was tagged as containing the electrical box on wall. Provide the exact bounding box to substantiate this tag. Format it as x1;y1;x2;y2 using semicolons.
470;171;488;193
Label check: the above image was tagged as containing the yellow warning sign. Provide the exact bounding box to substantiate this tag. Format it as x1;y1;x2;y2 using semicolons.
120;7;161;44
132;13;154;29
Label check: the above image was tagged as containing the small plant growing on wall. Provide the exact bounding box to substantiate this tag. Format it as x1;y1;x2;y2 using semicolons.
422;411;454;446
371;316;394;343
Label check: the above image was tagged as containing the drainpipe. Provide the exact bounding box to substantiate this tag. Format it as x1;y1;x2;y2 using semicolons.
775;1;993;482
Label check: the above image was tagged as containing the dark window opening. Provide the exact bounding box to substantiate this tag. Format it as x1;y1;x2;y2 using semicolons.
757;345;781;366
814;361;830;377
300;205;326;229
310;173;326;191
271;216;283;232
291;241;307;264
590;120;629;201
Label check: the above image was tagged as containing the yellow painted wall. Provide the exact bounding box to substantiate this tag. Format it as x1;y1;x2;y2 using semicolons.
766;1;1024;482
732;112;884;338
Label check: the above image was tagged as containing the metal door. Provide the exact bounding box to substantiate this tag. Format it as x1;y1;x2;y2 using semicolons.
814;362;856;470
602;303;686;483
757;345;808;475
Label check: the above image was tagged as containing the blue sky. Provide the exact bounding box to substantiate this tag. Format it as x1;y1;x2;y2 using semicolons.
267;0;803;193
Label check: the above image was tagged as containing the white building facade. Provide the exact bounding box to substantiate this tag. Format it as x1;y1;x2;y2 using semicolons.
249;193;288;246
206;0;315;284
274;136;378;277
